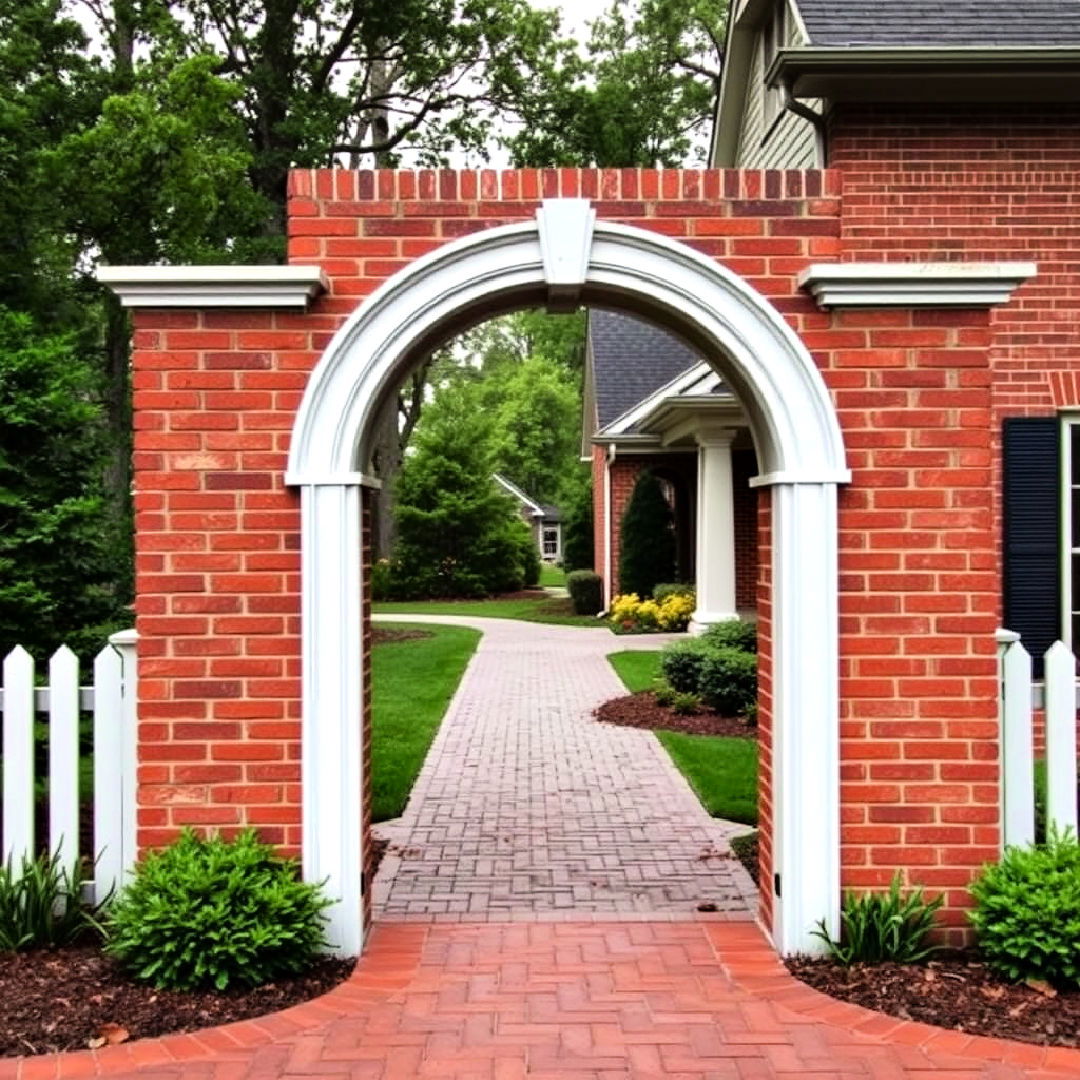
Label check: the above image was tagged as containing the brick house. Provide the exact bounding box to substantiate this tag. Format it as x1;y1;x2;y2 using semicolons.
584;309;759;624
98;0;1080;958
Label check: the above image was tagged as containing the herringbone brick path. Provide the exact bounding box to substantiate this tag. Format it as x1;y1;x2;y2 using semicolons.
372;616;756;920
16;922;1080;1079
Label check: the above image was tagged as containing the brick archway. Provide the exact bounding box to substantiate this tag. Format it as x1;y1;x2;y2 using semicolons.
287;203;849;956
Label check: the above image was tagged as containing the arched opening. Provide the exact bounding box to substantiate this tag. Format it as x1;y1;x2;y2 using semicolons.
287;202;850;956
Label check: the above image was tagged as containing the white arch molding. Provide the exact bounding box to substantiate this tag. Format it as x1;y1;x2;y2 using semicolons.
287;202;851;956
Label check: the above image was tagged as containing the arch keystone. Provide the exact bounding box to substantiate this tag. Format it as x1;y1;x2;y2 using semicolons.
536;199;596;310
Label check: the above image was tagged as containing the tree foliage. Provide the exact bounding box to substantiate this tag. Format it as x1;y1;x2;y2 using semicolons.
508;0;726;167
0;310;130;658
618;470;676;598
390;385;536;598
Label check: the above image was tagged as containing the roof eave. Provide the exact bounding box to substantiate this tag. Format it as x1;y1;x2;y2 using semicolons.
769;46;1080;101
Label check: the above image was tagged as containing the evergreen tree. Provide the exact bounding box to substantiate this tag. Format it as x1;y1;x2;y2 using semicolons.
618;470;676;598
391;385;533;598
560;472;595;573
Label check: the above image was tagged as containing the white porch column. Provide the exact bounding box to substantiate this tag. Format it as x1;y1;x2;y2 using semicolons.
769;481;840;954
689;426;739;632
300;482;365;956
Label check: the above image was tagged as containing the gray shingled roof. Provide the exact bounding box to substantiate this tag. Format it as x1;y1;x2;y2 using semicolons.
797;0;1080;46
589;310;702;430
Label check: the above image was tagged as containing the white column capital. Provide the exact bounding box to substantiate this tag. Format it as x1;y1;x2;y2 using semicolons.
695;425;738;448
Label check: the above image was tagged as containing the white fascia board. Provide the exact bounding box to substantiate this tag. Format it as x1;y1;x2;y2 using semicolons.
96;264;329;309
493;473;544;515
601;361;715;436
798;262;1037;309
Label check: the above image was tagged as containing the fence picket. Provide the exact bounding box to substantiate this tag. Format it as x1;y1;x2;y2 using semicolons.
48;646;80;870
1044;640;1079;835
93;643;124;902
2;646;35;865
1001;638;1035;848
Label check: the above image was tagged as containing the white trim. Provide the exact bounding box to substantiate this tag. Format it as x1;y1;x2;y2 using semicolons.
798;262;1037;309
600;361;718;437
604;443;615;609
750;468;852;487
536;199;596;308
288;204;848;956
493;473;545;516
284;471;381;489
96;265;329;309
1062;414;1077;651
300;484;364;956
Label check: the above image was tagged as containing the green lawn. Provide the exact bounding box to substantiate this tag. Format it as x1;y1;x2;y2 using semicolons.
607;649;759;826
373;594;601;628
539;563;565;587
371;622;481;822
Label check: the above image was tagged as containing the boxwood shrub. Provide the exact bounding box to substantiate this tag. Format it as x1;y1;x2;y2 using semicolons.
566;570;603;615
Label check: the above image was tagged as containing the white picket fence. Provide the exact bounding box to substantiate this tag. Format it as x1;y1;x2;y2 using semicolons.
0;630;137;902
997;628;1080;849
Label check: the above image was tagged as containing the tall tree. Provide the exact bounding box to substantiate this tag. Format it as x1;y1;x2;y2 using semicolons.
619;470;676;598
508;0;726;167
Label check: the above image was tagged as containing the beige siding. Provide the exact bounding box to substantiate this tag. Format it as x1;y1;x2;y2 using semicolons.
734;5;821;169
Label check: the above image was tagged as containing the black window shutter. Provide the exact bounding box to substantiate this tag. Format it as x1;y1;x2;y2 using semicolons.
1003;417;1060;676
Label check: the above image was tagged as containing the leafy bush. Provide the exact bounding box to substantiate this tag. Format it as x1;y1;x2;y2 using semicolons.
653;681;677;707
566;570;603;615
618;470;676;598
671;691;700;715
560;478;594;574
107;829;330;990
370;558;393;601
0;849;105;951
698;647;757;716
702;619;757;654
969;827;1080;986
660;639;716;694
514;525;541;589
812;874;944;965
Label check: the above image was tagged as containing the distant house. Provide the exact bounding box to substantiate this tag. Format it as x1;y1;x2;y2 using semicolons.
582;310;758;629
493;474;563;564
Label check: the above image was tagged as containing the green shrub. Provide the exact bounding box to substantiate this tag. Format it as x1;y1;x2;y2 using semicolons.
702;619;757;653
812;874;944;965
514;525;541;589
0;849;105;951
698;647;757;716
653;582;693;603
566;570;603;615
660;638;715;694
370;559;393;601
969;827;1080;986
671;691;700;715
107;829;330;991
653;681;677;707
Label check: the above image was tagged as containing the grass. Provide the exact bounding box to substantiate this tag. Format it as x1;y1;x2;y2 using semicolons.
371;622;481;822
539;563;565;588
373;594;602;628
607;649;759;826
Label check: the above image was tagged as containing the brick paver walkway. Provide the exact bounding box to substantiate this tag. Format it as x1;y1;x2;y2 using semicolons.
22;922;1080;1079
371;616;756;921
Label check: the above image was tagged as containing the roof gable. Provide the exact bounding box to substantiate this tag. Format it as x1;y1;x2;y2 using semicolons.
588;310;702;430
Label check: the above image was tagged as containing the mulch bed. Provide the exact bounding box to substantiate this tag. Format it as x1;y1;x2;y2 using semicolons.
594;691;758;738
0;947;354;1058
788;955;1080;1049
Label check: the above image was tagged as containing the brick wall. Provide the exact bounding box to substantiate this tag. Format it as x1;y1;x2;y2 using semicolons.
130;159;1072;942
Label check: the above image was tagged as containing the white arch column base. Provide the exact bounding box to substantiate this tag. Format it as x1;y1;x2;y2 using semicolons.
770;481;840;956
300;483;365;956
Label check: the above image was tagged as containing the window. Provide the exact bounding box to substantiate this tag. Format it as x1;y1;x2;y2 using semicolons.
1002;417;1062;671
542;525;560;560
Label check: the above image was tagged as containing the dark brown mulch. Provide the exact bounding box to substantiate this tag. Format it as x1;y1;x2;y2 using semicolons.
788;955;1080;1049
0;946;354;1058
372;627;433;645
594;691;758;738
369;833;388;877
730;831;759;886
